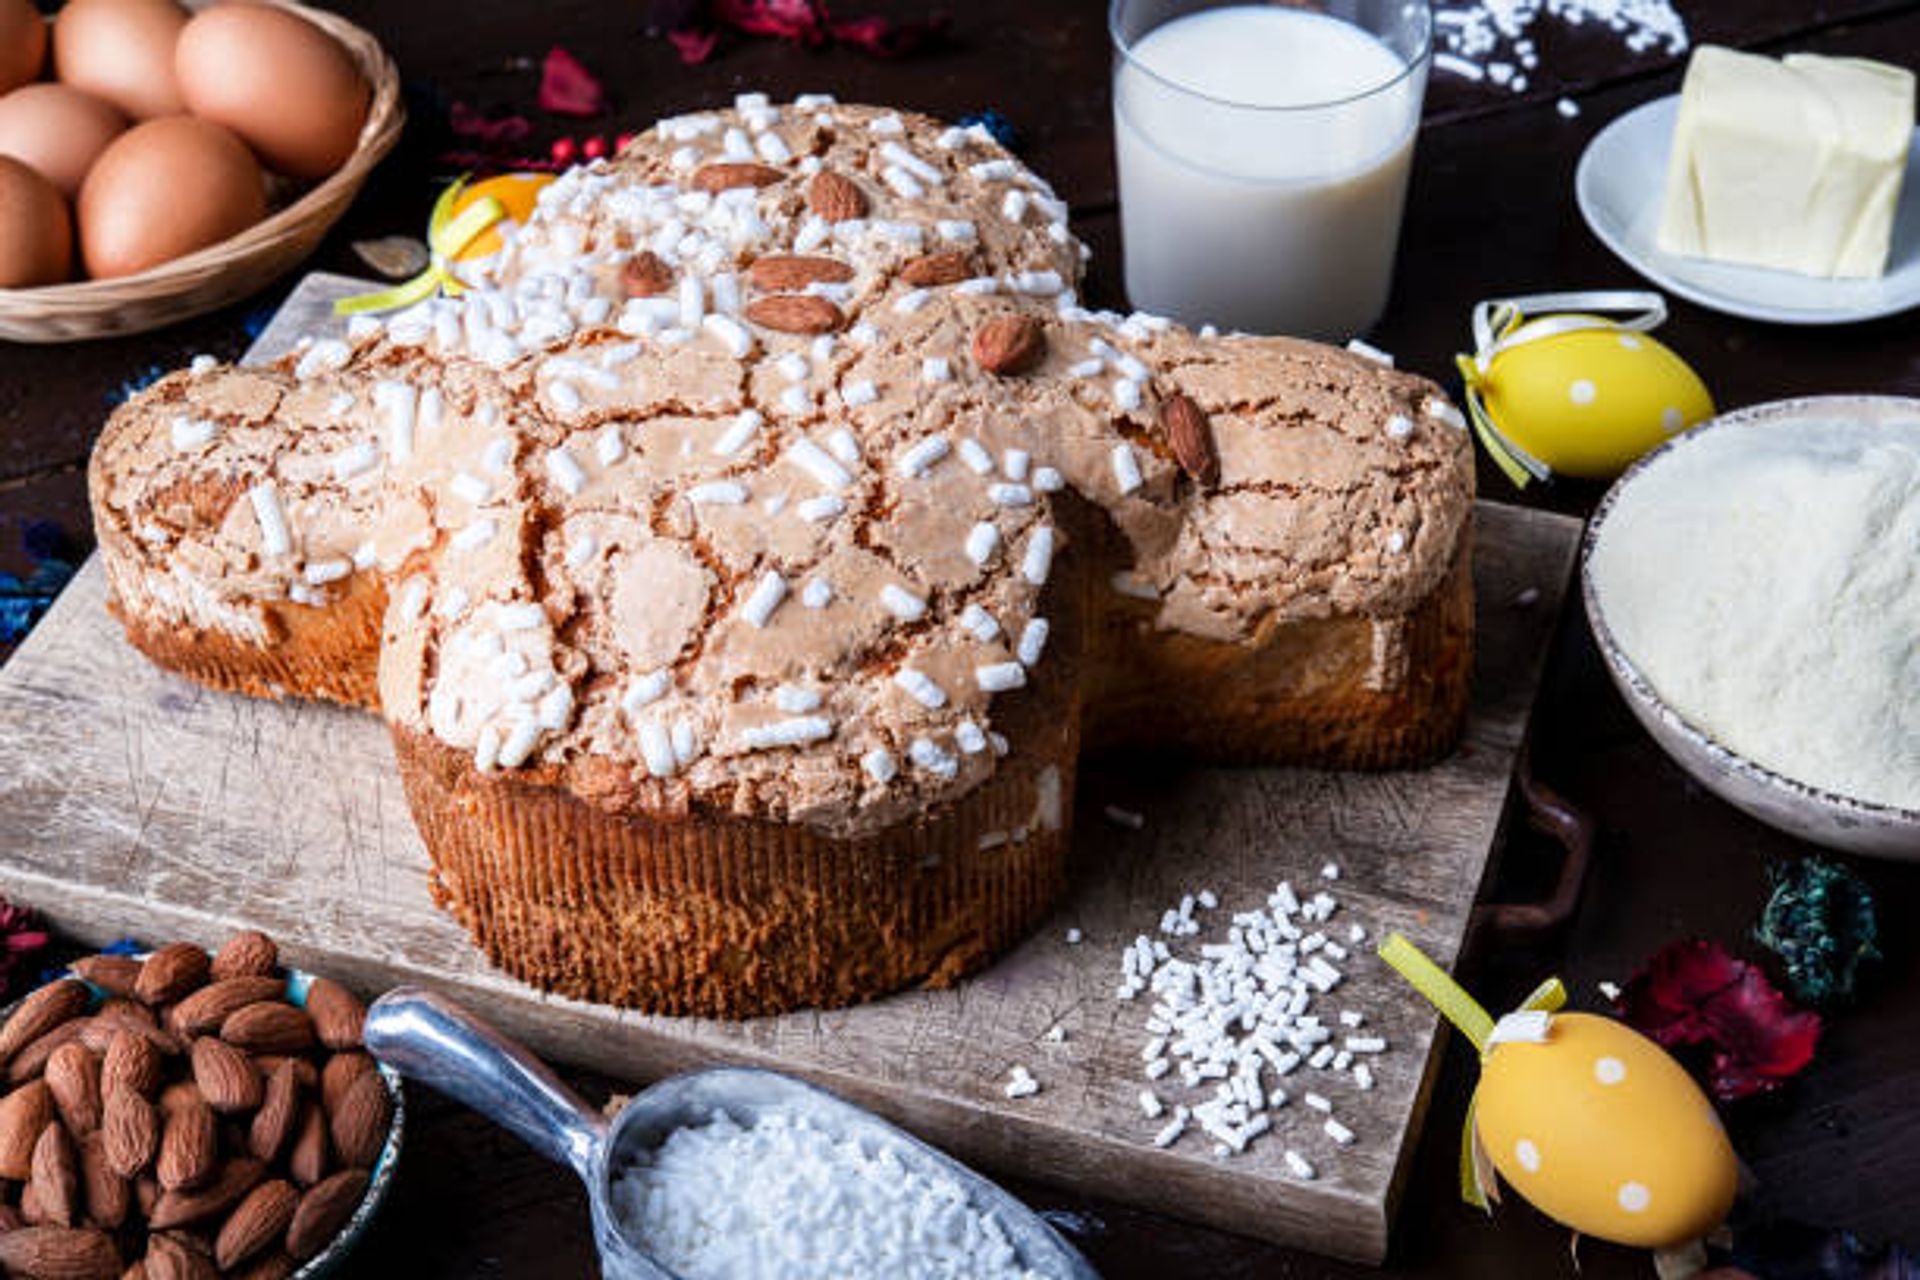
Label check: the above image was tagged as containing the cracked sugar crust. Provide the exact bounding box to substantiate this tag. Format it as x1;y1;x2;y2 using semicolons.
90;98;1473;837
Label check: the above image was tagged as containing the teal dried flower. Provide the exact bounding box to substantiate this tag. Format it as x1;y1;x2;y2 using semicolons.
1756;859;1879;1006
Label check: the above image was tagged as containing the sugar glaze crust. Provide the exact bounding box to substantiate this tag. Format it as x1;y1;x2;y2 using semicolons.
90;98;1474;841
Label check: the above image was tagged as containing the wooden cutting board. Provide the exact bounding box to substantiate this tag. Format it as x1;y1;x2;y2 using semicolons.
0;274;1583;1264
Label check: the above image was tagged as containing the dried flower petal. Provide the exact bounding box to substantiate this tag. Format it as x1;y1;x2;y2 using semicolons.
1755;858;1879;1006
539;46;607;118
1617;939;1821;1103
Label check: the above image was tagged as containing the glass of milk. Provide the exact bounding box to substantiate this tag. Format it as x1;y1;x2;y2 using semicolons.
1111;0;1433;340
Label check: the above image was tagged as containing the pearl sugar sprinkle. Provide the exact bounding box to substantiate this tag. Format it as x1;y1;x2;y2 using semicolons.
1114;868;1388;1172
610;1108;1050;1280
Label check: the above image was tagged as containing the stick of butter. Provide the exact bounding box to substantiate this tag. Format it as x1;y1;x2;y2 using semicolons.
1657;46;1915;279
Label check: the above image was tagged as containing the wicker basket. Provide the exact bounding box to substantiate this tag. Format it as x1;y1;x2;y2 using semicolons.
0;0;404;343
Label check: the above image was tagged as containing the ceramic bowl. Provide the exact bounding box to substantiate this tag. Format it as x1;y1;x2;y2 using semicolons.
1582;395;1920;859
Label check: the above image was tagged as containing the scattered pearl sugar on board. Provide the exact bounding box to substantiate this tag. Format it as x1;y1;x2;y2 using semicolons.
1112;867;1393;1170
610;1109;1050;1280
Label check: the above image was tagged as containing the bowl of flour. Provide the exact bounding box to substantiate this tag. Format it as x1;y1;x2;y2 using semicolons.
1584;395;1920;857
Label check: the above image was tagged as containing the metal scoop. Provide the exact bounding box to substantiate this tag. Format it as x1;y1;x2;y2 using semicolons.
364;987;1102;1280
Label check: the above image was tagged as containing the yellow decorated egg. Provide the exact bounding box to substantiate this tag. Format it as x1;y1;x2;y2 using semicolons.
1474;1013;1737;1248
447;172;553;267
1471;321;1713;480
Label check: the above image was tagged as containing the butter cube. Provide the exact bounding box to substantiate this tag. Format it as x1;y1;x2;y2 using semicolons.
1657;46;1915;279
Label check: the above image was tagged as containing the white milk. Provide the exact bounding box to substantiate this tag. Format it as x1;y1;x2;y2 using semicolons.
1113;6;1425;340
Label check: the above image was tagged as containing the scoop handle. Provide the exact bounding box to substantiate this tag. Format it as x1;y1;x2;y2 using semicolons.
365;986;606;1182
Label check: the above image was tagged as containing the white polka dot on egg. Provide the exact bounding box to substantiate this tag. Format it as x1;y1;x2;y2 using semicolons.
1515;1138;1541;1172
1618;1181;1652;1213
1594;1056;1627;1086
1569;379;1597;406
1617;334;1643;350
1662;406;1685;433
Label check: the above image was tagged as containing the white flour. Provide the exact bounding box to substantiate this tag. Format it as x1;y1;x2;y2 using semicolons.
1591;416;1920;810
610;1109;1047;1280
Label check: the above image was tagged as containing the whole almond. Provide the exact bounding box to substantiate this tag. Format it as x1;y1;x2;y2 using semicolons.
143;1234;216;1280
691;162;785;193
29;1124;78;1227
156;1099;216;1192
167;979;284;1040
806;170;867;222
209;933;277;983
0;1226;122;1280
213;1180;298;1271
218;1005;313;1057
70;957;141;999
899;250;974;287
748;254;854;292
0;1080;55;1178
101;1034;161;1102
134;945;209;1007
101;1089;157;1178
95;1000;153;1029
743;294;845;335
285;1169;368;1261
80;1016;180;1060
231;1255;295;1280
189;1039;259;1114
0;981;90;1067
45;1044;100;1136
972;314;1046;376
318;1054;372;1118
247;1064;300;1165
1161;392;1219;487
326;1072;389;1170
619;250;675;298
148;1157;265;1230
156;1082;202;1116
301;980;365;1053
286;1103;328;1188
77;1133;128;1230
249;1057;317;1091
8;1021;92;1085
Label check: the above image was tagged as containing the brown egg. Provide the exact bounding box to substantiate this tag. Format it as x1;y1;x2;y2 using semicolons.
52;0;189;121
0;0;47;94
0;156;73;288
0;84;129;197
175;4;368;179
79;116;265;278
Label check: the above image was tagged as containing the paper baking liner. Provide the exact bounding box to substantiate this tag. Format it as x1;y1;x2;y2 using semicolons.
392;722;1079;1018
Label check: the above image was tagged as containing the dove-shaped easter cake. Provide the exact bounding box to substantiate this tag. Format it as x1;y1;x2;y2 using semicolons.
89;98;1474;1016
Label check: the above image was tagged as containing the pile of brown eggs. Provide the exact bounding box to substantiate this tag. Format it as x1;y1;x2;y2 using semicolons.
0;0;370;289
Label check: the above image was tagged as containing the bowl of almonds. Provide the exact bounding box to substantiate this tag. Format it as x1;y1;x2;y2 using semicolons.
0;930;401;1279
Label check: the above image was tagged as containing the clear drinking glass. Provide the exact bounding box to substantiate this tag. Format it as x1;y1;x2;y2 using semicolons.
1110;0;1433;341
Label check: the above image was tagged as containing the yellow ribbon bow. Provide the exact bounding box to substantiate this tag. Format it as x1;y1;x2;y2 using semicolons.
334;177;509;317
1378;933;1566;1210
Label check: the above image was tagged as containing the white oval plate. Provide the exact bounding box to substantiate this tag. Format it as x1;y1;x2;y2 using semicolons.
1576;95;1920;325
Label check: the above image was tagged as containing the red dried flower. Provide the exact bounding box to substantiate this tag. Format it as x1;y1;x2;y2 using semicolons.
1617;939;1821;1102
665;1;949;65
540;46;608;118
0;899;49;1001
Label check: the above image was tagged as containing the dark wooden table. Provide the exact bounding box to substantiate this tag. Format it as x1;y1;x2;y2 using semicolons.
5;2;1919;1274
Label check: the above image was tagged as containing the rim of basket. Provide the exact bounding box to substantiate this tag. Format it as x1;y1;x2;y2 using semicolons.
0;0;405;313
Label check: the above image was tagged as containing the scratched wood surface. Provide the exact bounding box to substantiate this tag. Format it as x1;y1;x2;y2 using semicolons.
0;275;1582;1264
